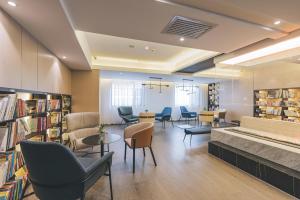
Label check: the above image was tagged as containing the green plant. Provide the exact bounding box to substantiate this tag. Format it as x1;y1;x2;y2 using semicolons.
99;124;105;134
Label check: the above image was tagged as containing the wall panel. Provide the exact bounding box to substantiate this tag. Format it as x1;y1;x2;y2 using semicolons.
0;10;21;88
21;30;38;90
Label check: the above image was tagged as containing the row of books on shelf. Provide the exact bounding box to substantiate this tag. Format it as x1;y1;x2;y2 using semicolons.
265;107;282;116
0;121;28;152
16;99;47;118
256;100;300;107
283;110;300;117
0;94;17;122
0;151;26;200
0;152;25;187
255;89;300;99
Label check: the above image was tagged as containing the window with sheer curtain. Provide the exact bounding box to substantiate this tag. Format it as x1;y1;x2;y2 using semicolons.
111;81;143;107
175;85;200;107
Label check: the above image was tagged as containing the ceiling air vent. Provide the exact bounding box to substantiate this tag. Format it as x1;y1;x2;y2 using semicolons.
162;16;216;39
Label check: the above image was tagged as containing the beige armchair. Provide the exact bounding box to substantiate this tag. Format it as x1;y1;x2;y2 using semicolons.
66;112;99;151
124;122;157;173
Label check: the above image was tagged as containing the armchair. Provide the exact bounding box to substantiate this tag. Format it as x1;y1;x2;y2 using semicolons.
20;141;114;200
124;123;157;173
179;106;197;123
65;112;100;151
155;107;174;128
117;106;139;125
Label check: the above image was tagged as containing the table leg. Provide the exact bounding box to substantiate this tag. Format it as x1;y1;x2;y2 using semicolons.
101;141;104;157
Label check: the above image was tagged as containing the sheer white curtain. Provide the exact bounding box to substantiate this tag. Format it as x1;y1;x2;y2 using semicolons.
100;79;209;124
100;79;144;124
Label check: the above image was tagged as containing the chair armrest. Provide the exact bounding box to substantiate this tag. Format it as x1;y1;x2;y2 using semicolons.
84;152;114;175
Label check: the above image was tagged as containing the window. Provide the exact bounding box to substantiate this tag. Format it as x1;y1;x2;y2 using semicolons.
175;84;200;107
111;81;142;107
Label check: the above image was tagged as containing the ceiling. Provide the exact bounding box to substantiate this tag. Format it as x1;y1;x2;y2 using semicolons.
81;31;218;72
1;0;300;74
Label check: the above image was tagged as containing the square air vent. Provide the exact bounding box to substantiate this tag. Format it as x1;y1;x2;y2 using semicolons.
162;16;216;39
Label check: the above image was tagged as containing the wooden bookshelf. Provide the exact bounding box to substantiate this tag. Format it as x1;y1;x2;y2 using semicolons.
254;88;300;122
0;87;71;199
208;83;220;111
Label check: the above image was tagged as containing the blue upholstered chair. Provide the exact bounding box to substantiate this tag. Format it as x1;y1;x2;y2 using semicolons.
117;106;139;125
179;106;197;123
155;107;174;128
20;141;114;200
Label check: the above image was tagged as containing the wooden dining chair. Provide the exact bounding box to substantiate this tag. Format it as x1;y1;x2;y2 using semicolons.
123;122;157;173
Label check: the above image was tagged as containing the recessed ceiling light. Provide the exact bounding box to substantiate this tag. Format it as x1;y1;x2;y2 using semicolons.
62;56;67;59
180;37;185;42
145;46;149;50
7;1;16;7
274;20;281;25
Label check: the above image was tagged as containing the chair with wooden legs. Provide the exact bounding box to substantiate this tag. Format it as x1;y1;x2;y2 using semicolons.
123;122;157;173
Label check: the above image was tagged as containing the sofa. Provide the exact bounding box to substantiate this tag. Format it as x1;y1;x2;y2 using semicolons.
66;112;99;151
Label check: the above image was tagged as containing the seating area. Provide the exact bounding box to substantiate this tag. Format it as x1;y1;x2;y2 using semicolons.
1;1;300;200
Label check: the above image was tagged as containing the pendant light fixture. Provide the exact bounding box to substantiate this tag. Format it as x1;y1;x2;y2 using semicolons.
142;77;169;93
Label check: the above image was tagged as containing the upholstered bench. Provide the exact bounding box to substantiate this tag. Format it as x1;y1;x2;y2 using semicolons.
184;126;211;145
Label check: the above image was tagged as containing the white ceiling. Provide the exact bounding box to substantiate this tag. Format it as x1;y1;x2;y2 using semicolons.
1;0;300;73
62;0;286;54
81;31;219;72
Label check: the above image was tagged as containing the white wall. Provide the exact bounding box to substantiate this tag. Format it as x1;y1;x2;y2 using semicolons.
100;78;208;124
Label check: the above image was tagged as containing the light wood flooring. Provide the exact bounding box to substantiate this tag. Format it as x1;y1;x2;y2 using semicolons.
26;123;296;200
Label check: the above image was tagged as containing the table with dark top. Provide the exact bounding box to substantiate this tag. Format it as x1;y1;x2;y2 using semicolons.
82;133;121;157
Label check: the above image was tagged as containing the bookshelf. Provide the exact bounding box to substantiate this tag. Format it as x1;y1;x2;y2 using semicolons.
0;87;71;199
208;83;220;111
254;88;300;122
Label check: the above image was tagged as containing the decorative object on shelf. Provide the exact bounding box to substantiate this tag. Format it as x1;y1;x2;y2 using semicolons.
142;77;169;93
98;124;106;141
208;82;220;111
176;79;199;95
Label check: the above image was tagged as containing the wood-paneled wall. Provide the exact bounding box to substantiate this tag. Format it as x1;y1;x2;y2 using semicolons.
0;8;71;94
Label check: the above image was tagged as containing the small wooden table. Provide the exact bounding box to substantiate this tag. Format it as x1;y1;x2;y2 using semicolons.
82;133;121;157
139;112;155;123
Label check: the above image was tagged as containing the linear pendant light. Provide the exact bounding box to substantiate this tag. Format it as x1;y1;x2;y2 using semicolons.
221;36;300;65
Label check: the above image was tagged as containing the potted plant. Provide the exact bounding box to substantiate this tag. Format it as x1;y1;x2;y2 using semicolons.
98;124;106;141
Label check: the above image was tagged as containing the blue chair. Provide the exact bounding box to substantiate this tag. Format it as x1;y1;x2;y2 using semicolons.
117;106;139;125
179;106;197;123
20;141;114;200
155;107;174;128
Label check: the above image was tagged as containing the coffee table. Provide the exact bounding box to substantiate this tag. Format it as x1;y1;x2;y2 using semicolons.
82;133;121;157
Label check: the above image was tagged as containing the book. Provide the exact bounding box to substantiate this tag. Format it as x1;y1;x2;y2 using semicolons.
48;99;60;111
0;94;17;122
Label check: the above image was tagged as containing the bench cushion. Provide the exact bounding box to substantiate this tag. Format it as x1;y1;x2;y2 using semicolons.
184;127;211;135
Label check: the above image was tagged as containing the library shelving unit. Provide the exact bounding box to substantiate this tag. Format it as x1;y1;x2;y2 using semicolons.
254;88;300;122
208;82;220;111
0;87;71;199
62;95;72;134
47;94;62;143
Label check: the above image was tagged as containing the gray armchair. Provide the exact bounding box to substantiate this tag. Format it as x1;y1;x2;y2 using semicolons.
20;141;114;200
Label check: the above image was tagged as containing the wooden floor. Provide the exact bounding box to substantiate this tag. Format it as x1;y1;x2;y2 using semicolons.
26;123;295;200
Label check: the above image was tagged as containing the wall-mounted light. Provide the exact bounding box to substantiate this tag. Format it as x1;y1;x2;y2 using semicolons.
180;37;185;42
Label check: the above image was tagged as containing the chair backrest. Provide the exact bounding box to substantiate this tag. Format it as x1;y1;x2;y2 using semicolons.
125;122;154;148
199;111;214;123
118;106;133;116
180;106;188;113
20;141;86;186
66;112;99;132
162;107;172;116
